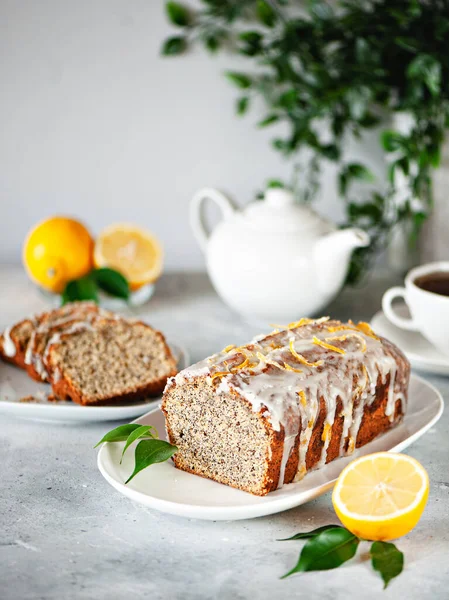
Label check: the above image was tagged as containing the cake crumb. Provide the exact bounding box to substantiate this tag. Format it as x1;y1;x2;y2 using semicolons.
20;395;40;403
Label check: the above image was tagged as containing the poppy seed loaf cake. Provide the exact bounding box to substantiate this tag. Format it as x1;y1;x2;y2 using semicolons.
46;318;177;405
162;318;410;496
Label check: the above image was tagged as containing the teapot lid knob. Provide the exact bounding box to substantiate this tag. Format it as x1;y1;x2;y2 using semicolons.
264;188;295;208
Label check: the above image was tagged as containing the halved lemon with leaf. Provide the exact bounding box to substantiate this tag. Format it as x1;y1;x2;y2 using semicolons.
94;224;163;290
332;452;429;541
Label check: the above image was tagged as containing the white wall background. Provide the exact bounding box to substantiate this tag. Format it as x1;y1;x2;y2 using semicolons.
0;0;385;270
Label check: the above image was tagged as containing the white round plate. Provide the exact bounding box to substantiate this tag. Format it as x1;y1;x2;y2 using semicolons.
371;307;449;376
97;373;443;521
0;343;188;423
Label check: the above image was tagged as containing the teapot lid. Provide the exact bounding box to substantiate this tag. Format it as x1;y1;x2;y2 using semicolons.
241;188;333;233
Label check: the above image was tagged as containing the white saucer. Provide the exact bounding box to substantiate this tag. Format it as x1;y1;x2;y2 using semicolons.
0;343;189;423
97;373;443;521
371;307;449;376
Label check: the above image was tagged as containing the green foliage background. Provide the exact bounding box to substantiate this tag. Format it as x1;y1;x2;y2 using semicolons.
162;0;449;282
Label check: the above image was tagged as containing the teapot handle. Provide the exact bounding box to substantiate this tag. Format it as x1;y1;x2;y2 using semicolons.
190;188;235;252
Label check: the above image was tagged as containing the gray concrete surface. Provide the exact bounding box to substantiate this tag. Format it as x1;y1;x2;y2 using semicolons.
1;267;448;600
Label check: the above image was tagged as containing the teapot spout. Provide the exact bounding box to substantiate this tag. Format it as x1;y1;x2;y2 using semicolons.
314;228;370;295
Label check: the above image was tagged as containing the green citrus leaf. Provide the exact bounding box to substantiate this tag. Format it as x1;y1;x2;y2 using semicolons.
62;277;98;305
281;528;359;578
125;439;178;484
166;2;191;27
161;36;188;56
278;525;342;541
94;424;144;448
91;268;130;300
370;541;404;589
120;425;158;463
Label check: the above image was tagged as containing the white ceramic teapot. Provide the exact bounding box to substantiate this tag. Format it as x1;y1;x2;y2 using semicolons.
191;187;369;324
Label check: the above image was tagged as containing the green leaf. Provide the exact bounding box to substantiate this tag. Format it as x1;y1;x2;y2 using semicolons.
267;179;285;189
120;425;157;464
407;54;441;96
278;525;342;541
239;31;263;56
281;528;359;578
94;424;144;448
161;36;188;56
166;2;191;27
236;96;249;116
225;71;251;89
258;114;279;127
62;277;98;305
125;439;178;484
308;0;334;20
319;144;340;161
381;130;406;152
347;163;375;182
91;268;130;300
205;35;220;53
370;541;404;589
256;0;276;27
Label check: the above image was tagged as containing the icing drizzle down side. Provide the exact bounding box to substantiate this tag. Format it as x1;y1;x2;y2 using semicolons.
2;327;17;357
169;318;408;488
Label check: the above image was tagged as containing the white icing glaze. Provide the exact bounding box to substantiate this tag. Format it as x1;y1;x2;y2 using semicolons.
174;319;408;489
2;327;17;357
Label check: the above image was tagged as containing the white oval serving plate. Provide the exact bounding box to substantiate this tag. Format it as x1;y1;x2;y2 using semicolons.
97;373;444;521
371;308;449;376
0;343;188;423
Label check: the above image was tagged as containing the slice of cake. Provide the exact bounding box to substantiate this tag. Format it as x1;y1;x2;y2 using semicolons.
0;302;98;372
162;318;410;496
25;302;111;382
46;318;177;405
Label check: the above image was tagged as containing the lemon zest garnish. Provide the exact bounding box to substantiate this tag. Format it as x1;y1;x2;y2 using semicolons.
312;336;346;355
210;371;230;381
289;339;323;367
307;419;314;428
230;357;249;372
347;436;356;453
325;333;367;353
322;422;332;442
256;352;286;372
222;344;235;353
298;390;307;407
355;321;380;340
283;362;303;373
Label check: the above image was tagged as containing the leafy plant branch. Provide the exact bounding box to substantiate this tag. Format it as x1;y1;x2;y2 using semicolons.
161;0;449;282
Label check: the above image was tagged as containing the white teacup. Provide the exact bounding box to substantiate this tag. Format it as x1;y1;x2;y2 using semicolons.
382;261;449;356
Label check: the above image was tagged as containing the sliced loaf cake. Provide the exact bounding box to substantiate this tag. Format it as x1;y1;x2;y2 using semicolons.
162;318;410;496
46;318;177;405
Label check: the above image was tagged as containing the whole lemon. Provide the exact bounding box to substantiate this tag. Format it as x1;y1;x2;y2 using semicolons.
23;217;94;293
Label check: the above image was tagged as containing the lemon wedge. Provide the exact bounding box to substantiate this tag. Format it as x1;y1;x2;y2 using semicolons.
94;224;163;290
332;452;429;541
